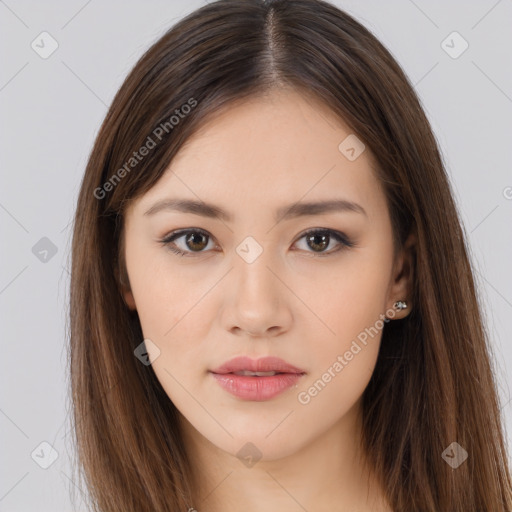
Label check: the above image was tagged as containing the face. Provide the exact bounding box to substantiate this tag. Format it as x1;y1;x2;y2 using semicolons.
121;88;413;462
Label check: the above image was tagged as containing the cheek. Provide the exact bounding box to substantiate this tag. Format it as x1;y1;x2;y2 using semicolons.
126;238;200;336
129;261;214;413
308;248;392;344
124;242;214;389
292;332;380;453
294;270;391;429
295;249;392;405
131;273;212;367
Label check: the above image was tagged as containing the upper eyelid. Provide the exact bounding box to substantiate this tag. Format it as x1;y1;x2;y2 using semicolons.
163;227;213;244
162;227;345;240
162;227;352;251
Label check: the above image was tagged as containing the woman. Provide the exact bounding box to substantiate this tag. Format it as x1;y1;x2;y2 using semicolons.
68;0;512;510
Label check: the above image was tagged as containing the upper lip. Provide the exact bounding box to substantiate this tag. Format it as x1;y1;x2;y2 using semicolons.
210;356;306;375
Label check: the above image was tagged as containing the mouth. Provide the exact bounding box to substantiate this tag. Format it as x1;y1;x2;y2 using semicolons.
210;355;306;375
209;356;306;401
230;370;285;377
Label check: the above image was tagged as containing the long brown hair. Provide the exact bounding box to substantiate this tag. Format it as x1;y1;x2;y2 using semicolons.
68;0;512;510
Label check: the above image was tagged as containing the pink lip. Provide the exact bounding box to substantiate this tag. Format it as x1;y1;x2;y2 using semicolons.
211;356;305;375
209;356;306;401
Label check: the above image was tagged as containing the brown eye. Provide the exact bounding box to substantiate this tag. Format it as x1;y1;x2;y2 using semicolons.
160;228;215;257
305;232;330;252
293;229;354;255
184;232;209;251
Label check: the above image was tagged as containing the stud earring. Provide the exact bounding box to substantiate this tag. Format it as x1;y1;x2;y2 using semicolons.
393;300;408;311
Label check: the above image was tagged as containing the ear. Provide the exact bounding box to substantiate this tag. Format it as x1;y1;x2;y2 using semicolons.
116;227;137;311
115;256;137;311
122;284;137;311
386;231;416;319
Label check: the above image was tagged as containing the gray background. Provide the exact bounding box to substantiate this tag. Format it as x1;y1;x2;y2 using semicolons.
1;0;511;510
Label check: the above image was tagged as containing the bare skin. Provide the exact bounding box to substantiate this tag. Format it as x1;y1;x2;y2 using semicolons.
121;88;414;512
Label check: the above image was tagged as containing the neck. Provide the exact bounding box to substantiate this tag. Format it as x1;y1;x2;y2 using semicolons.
179;399;390;512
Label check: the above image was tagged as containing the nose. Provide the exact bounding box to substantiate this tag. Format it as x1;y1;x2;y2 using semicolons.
219;249;293;339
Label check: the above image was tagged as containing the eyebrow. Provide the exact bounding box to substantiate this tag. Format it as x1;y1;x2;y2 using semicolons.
143;198;367;222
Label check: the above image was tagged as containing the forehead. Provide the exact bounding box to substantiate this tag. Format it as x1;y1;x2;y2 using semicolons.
131;89;385;220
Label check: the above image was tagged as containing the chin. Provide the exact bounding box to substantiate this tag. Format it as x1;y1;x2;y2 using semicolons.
183;408;308;463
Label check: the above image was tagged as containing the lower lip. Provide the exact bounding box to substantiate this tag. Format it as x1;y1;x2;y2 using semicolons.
210;372;304;401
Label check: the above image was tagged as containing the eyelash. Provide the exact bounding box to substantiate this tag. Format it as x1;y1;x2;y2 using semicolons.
159;228;355;258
